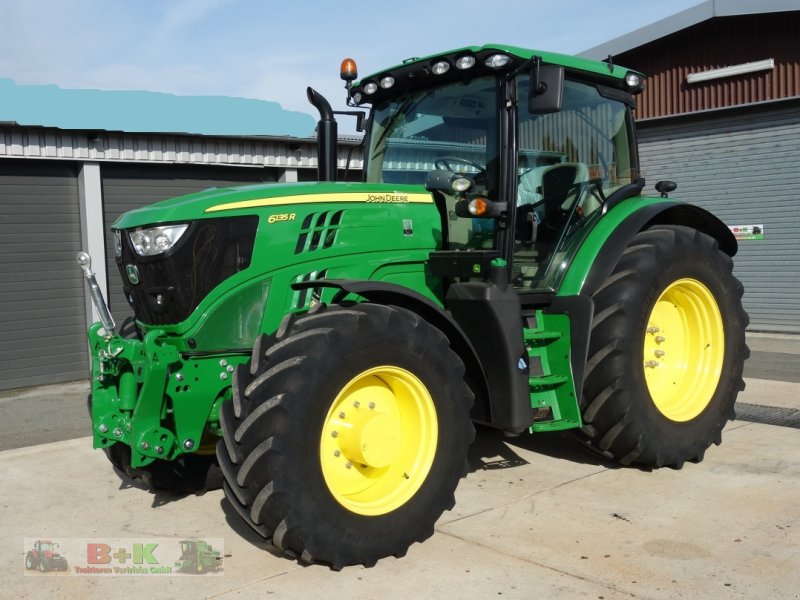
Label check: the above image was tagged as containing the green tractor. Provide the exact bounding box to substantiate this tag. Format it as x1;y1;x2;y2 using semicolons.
79;44;747;569
174;540;222;574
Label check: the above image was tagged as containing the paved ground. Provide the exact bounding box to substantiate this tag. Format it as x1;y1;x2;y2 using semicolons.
1;333;798;598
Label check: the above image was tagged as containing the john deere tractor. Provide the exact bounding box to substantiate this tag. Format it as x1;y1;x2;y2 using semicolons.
79;45;747;569
174;540;222;574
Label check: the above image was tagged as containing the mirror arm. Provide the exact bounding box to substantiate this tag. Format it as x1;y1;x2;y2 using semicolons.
507;55;540;82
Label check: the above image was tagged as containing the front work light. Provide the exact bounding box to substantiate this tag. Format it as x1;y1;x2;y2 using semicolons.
432;60;450;75
129;224;188;257
484;54;511;69
455;55;476;70
380;76;395;89
364;82;378;95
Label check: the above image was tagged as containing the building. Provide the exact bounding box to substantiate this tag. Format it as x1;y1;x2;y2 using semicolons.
582;0;800;333
0;81;362;390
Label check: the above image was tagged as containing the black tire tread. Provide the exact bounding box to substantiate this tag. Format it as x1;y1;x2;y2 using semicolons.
578;225;748;468
217;303;474;568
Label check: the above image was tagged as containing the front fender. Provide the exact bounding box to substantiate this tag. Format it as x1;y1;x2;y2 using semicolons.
292;279;492;423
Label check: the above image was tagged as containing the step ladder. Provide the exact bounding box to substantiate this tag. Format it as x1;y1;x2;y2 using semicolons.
523;321;582;432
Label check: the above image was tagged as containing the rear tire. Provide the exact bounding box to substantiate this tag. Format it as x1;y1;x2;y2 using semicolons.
218;303;474;569
579;225;748;468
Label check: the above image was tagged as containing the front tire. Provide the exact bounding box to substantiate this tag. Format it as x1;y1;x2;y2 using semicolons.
580;225;748;468
217;303;474;569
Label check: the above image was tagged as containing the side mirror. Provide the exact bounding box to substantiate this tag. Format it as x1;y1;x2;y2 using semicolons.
528;65;564;114
655;180;677;198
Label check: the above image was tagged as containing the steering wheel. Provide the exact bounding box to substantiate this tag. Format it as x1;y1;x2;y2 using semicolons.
434;156;487;184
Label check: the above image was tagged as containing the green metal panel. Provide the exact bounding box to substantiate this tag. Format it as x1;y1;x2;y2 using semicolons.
557;196;675;296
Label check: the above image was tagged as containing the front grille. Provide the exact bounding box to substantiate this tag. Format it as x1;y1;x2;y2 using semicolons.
117;216;259;325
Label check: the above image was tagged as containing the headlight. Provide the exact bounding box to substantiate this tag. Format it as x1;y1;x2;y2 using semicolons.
114;230;123;257
129;224;189;257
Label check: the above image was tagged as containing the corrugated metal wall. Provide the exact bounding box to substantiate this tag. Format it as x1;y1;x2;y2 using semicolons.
0;125;364;172
618;12;800;119
0;159;88;390
101;163;277;321
638;102;800;332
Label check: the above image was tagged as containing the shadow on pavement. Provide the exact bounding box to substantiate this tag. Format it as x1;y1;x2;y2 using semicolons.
468;425;618;473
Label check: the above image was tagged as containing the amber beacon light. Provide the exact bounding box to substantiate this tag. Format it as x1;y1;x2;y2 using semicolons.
340;58;358;82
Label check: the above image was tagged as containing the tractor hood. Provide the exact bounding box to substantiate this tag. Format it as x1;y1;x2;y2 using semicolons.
112;181;434;229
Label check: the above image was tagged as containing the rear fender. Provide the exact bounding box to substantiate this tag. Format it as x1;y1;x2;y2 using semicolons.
560;200;737;299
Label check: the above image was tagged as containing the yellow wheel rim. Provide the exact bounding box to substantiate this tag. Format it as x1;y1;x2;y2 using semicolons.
320;366;438;516
643;278;725;422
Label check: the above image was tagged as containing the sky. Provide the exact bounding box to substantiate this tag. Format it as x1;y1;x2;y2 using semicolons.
0;0;706;133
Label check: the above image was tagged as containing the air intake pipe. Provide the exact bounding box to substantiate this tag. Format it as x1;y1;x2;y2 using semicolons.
307;87;338;182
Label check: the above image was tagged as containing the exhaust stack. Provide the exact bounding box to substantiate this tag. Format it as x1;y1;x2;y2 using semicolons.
307;87;338;182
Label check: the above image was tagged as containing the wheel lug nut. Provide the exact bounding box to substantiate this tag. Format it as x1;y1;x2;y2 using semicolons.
655;336;666;344
345;462;353;469
353;401;360;408
645;360;659;368
654;350;665;358
369;402;376;410
647;326;660;334
338;411;346;419
331;430;339;438
334;450;341;457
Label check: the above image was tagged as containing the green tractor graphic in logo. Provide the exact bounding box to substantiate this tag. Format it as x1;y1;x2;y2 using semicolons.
174;540;221;574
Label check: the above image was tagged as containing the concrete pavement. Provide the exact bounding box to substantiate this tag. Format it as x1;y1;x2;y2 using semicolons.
1;333;798;598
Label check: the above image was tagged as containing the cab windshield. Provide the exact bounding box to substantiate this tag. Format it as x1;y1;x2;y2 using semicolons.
365;75;499;196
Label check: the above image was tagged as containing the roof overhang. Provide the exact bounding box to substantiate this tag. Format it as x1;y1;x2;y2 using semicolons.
580;0;799;60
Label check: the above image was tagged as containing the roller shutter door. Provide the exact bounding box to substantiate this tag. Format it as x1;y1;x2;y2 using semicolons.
638;103;800;332
0;159;87;390
101;163;276;321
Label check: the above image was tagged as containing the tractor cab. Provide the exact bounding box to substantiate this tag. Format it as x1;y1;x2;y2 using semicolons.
350;47;643;292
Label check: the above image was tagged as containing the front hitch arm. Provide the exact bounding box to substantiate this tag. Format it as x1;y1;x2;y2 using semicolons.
88;323;181;467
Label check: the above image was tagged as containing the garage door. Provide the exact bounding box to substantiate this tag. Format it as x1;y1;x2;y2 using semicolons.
0;159;87;390
638;102;800;333
101;163;276;320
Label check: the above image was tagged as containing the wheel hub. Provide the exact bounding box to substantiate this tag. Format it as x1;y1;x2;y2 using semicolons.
337;405;402;469
643;278;725;421
320;366;438;516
